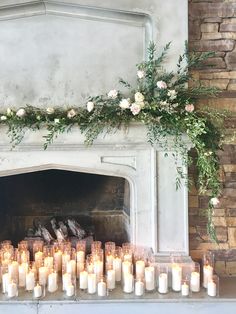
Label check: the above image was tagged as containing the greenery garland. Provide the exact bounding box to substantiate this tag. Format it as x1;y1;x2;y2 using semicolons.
0;42;226;241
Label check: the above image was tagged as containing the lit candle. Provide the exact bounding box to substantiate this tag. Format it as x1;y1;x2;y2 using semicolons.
54;251;62;272
44;256;54;270
77;251;85;264
66;260;76;277
207;280;217;297
35;251;43;268
135;280;144;296
2;272;10;293
77;262;84;278
87;273;96;294
181;282;189;296
158;273;168;294
48;272;58;293
7;281;17;298
106;254;114;268
203;265;213;288
93;260;103;280
33;284;42;298
79;271;88;290
38;266;48;286
135;260;145;280
107;269;116;290
18;263;28;287
145;266;155;291
62;272;72;291
122;261;132;276
190;271;200;292
113;257;122;282
62;253;71;268
123;273;134;293
172;264;182;292
66;284;75;297
26;271;35;291
8;261;19;282
123;254;132;262
97;280;107;297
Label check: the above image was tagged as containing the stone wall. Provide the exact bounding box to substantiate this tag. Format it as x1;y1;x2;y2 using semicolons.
189;0;236;274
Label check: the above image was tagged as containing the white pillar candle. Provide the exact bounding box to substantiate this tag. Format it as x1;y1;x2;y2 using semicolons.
106;255;114;268
48;272;58;293
79;271;88;290
66;260;76;277
21;251;28;264
18;263;28;287
2;273;10;293
87;273;96;294
145;266;155;291
158;273;168;294
66;284;75;297
172;264;182;292
135;280;144;296
77;251;85;264
190;271;200;292
113;257;122;282
122;261;132;276
38;266;48;286
77;262;85;278
123;273;134;293
62;254;71;268
44;256;54;270
123;254;132;262
7;282;17;298
181;282;189;296
8;261;19;282
35;251;43;268
26;271;35;291
62;273;72;291
207;280;217;297
87;262;94;274
93;260;103;280
203;265;213;288
97;280;107;297
34;284;42;298
107;269;116;290
54;251;62;272
136;260;145;280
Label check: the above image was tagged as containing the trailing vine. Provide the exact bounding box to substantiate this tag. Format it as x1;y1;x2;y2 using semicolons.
0;42;226;241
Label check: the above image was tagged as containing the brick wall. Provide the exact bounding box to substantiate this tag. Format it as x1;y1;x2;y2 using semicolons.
188;0;236;275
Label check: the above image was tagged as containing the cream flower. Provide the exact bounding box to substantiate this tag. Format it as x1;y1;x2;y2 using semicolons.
6;108;13;116
167;90;177;100
67;109;77;119
210;197;220;206
107;89;118;99
0;115;7;121
156;81;167;89
130;103;141;115
46;107;55;115
16;108;26;118
137;70;145;79
134;92;145;103
54;118;60;124
87;101;94;112
185;104;194;113
119;98;130;109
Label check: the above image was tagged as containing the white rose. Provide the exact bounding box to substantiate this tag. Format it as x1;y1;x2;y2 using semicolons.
0;115;7;121
46;107;55;115
6;108;13;116
107;89;118;99
119;99;130;109
210;197;220;206
54;118;60;124
16;108;26;118
87;101;94;112
67;109;77;118
167;89;177;100
156;81;167;89
134;92;145;103
137;70;145;79
130;103;141;116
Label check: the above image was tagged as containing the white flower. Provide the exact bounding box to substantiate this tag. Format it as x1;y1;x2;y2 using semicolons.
185;104;194;113
0;115;7;121
107;89;118;99
137;70;145;79
167;89;177;100
54;118;60;124
16;108;26;118
210;197;220;206
67;109;77;119
130;103;141;116
119;98;130;109
156;81;167;89
46;107;55;115
36;115;41;121
6;108;13;116
137;101;145;108
160;101;169;107
134;92;145;103
87;101;94;112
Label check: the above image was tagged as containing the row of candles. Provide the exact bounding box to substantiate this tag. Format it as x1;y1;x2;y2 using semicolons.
0;239;218;299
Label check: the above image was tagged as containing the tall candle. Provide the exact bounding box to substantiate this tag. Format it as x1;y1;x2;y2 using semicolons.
106;255;114;268
8;261;19;282
158;273;168;294
44;256;54;270
87;273;96;294
113;257;122;282
48;272;58;293
145;266;155;291
35;251;43;268
123;273;134;293
79;271;88;290
34;284;42;298
38;266;48;286
136;260;145;280
107;269;116;290
97;280;107;297
123;254;132;262
62;254;71;268
77;251;85;264
54;251;62;272
66;260;76;277
135;280;144;296
181;282;189;296
2;273;10;293
207;280;217;297
122;261;132;276
26;271;35;291
93;260;103;280
77;262;84;278
190;271;200;292
62;272;72;291
18;263;28;287
172;264;182;292
203;265;213;288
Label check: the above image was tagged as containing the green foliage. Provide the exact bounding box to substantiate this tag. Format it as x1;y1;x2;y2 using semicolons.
0;42;226;241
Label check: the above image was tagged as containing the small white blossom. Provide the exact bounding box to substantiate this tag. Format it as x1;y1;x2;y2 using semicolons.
46;107;55;115
107;89;118;99
0;115;7;121
54;118;60;124
67;109;77;119
130;103;141;115
119;99;130;109
87;101;94;112
6;108;13;116
167;89;177;100
156;81;167;89
134;92;145;103
185;104;194;113
16;108;26;118
137;70;145;79
36;115;41;121
210;197;220;206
